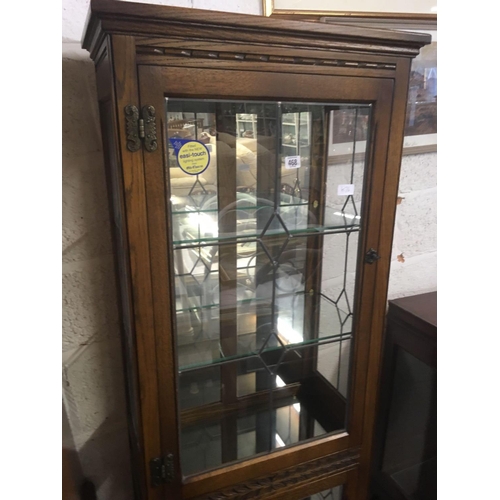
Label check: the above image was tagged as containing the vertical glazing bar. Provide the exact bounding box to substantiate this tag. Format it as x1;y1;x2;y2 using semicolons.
274;102;283;211
351;108;359;185
255;103;278;452
255;102;278;366
302;106;328;379
268;102;283;339
342;107;359;216
297;112;301;159
298;401;315;443
221;415;238;465
216;103;239;463
216;104;238;403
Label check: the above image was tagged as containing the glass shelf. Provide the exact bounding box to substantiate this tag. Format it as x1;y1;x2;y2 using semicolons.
170;192;309;215
176;292;353;372
172;208;361;248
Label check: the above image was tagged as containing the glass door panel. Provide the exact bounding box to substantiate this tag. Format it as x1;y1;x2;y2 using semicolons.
165;98;371;477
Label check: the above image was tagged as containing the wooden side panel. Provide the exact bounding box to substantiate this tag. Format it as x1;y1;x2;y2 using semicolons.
109;35;164;500
345;77;394;448
136;62;184;499
355;57;413;500
95;40;147;499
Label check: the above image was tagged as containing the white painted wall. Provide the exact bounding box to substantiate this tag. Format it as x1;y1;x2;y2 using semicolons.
62;1;436;497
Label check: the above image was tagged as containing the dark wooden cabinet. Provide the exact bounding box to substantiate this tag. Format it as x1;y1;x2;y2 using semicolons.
371;292;437;500
82;2;430;499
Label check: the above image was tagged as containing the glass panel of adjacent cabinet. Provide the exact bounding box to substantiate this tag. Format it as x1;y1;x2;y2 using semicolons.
300;486;343;500
165;98;371;477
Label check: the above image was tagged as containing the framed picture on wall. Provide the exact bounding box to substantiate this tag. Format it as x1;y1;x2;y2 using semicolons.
262;0;438;23
403;41;437;154
326;42;437;162
262;2;437;158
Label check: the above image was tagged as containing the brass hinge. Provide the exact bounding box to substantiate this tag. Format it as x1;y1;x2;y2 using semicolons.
150;454;174;486
124;104;158;153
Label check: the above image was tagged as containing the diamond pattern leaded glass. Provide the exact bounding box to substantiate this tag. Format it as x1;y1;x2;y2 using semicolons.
166;98;371;477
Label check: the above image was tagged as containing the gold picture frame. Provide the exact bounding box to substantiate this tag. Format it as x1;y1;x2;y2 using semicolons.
262;0;437;29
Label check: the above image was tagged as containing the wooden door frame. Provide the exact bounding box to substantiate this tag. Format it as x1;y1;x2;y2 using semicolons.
137;63;399;499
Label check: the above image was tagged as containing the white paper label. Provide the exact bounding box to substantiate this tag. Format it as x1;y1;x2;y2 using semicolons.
337;184;355;196
285;156;301;169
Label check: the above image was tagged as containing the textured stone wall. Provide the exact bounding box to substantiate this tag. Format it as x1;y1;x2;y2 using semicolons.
62;1;436;498
389;152;437;299
62;42;135;499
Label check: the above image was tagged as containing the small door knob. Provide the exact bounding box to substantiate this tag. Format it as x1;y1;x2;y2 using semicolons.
365;248;381;264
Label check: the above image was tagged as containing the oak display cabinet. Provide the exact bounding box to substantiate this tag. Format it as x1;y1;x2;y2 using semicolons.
82;2;430;499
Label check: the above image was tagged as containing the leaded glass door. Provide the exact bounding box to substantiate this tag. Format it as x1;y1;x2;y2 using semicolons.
167;98;369;476
138;64;395;497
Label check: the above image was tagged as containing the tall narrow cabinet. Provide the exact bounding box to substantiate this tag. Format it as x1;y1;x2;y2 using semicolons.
82;2;430;499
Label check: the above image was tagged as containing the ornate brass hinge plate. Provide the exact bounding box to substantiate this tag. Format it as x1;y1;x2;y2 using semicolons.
150;453;174;486
124;104;158;153
125;104;141;152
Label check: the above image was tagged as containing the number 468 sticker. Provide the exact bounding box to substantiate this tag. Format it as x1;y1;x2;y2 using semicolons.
285;156;301;169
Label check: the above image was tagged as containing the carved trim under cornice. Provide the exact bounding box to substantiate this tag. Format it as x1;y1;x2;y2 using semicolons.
136;46;397;71
194;449;360;500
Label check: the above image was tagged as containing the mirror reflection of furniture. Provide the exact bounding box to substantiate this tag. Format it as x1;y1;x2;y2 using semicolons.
168;131;304;196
